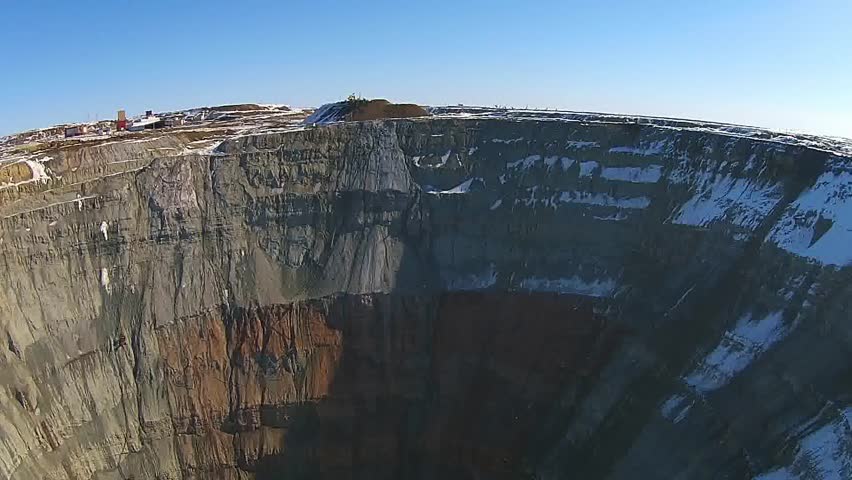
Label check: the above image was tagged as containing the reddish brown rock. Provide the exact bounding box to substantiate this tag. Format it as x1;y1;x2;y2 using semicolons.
144;293;618;479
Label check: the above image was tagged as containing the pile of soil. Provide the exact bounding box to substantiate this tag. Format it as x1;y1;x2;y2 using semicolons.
347;99;428;121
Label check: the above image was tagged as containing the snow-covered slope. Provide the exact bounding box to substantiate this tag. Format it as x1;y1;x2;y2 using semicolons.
304;101;349;124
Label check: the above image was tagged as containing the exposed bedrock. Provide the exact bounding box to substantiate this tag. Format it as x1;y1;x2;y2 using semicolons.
1;117;852;479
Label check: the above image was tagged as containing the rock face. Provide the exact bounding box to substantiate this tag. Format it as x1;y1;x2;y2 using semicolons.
1;108;852;480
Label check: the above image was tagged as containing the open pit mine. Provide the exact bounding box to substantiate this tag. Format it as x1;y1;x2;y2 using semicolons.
1;100;851;480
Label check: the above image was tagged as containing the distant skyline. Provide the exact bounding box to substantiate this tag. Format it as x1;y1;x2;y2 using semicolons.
1;0;851;138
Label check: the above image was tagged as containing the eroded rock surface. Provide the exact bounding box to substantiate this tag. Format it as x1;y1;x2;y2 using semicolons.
1;109;852;479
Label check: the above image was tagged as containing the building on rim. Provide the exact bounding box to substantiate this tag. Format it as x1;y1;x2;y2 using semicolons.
128;111;165;131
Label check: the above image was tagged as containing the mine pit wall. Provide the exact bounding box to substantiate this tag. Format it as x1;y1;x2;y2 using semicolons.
142;293;611;480
0;118;850;479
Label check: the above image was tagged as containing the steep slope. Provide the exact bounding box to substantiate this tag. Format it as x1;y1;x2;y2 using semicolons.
0;109;851;480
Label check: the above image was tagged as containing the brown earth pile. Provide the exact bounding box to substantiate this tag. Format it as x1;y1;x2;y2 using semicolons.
347;99;429;121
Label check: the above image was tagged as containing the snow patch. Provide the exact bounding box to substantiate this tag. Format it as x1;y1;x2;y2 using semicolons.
608;140;668;156
425;178;482;195
0;156;53;190
76;195;86;211
2;195;99;220
440;150;452;166
100;267;111;293
672;174;782;230
99;221;109;240
414;151;452;168
753;409;852;480
768;169;852;266
565;140;599;150
594;212;629;221
491;137;524;144
446;264;498;291
518;275;617;297
304;101;347;124
661;394;694;424
601;165;664;183
579;161;599;177
176;139;224;156
506;155;542;170
684;310;790;393
25;157;51;183
517;186;556;208
543;156;575;170
558;191;650;209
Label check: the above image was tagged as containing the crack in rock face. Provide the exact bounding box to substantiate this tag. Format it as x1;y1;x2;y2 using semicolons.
1;107;852;480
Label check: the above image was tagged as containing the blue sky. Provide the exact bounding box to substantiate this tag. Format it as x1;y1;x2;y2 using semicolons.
1;1;850;137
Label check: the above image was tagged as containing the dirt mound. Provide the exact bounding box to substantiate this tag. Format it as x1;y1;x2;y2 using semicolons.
347;99;429;121
306;99;429;124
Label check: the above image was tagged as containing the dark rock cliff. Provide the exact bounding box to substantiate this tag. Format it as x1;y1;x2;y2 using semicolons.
1;111;851;479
